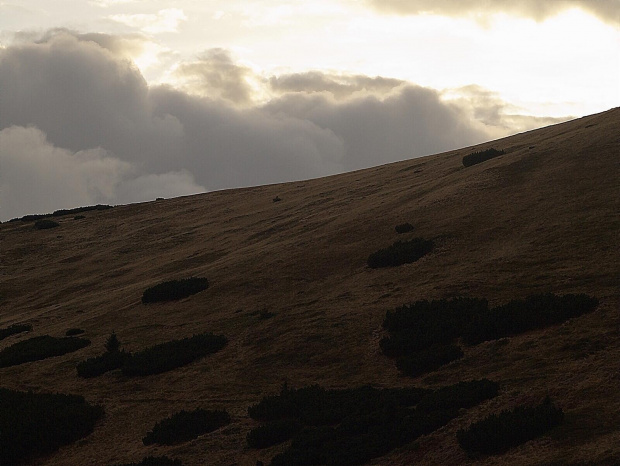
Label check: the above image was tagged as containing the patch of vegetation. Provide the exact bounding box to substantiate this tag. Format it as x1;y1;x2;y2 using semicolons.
65;328;85;336
141;277;209;304
255;380;498;465
0;323;32;341
247;419;303;449
0;335;90;368
394;223;414;234
367;238;434;268
457;397;563;455
462;148;506;167
461;293;600;345
34;219;60;230
74;215;86;220
273;196;281;202
114;456;183;466
143;409;230;446
0;388;103;464
122;332;227;376
77;332;130;378
396;344;464;377
52;204;112;217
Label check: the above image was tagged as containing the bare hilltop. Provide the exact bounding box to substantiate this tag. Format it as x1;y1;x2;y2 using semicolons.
1;107;618;465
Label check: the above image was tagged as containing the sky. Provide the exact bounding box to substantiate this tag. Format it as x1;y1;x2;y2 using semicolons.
0;1;618;220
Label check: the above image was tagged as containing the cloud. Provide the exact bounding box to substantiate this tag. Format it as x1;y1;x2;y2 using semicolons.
175;49;256;105
366;0;620;25
0;30;534;220
109;8;187;34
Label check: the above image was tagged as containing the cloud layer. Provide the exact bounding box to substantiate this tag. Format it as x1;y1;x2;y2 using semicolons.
0;30;552;220
367;0;620;24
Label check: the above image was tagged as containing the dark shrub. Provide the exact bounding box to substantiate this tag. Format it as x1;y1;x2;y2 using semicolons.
141;277;209;303
77;350;131;378
0;323;32;341
247;419;302;448
462;148;505;167
114;456;183;466
394;223;414;234
122;332;227;376
0;335;90;368
367;238;434;268
396;344;464;377
143;409;230;446
52;204;112;217
65;328;85;336
261;380;499;465
74;215;86;220
105;332;121;353
34;219;60;230
462;293;600;345
457;397;564;455
273;196;281;202
0;388;103;464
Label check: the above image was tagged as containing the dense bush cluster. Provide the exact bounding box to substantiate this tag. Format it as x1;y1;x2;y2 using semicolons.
0;388;103;464
247;419;302;449
77;350;131;378
0;335;90;368
122;332;227;376
34;219;60;230
65;328;85;336
143;409;230;446
462;148;506;167
394;223;414;234
380;295;598;376
114;456;183;466
141;277;209;303
457;397;564;454
396;344;464;377
367;238;434;268
10;204;113;222
0;323;32;341
248;380;498;465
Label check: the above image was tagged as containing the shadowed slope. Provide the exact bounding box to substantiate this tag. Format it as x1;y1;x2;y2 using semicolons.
0;108;618;465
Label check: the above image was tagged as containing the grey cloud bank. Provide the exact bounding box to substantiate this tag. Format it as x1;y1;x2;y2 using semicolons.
0;30;539;221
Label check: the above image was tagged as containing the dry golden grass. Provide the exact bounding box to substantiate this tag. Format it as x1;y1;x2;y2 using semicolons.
0;108;618;465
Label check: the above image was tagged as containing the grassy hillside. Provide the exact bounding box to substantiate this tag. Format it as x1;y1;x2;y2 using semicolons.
0;108;618;465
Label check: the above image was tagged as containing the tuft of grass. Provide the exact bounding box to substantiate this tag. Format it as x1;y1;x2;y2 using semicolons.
122;332;227;376
143;409;230;446
367;238;433;268
0;388;103;464
0;336;90;368
0;323;32;341
141;277;209;304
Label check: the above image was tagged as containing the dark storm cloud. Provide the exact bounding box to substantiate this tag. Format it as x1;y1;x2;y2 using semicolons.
0;30;496;220
367;0;620;24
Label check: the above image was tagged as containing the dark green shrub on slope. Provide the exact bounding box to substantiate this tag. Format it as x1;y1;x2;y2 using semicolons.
0;323;32;341
34;219;60;230
0;388;103;464
141;277;209;303
394;223;414;234
367;238;434;268
247;419;303;449
143;409;230;446
65;328;85;336
122;332;227;376
0;335;90;368
77;350;131;378
457;397;564;455
396;344;464;377
462;148;505;167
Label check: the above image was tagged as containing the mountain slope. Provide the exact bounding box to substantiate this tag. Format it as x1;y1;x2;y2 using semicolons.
0;108;618;465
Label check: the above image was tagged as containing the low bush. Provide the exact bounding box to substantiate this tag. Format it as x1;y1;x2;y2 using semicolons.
457;397;563;455
0;335;90;368
367;238;434;268
52;204;112;217
0;323;32;341
462;148;505;167
247;419;302;448
122;332;227;376
394;223;414;234
0;388;103;464
396;344;464;377
77;350;131;378
462;293;600;344
114;456;183;466
141;277;209;303
65;328;85;336
34;219;60;230
259;380;498;465
143;409;230;446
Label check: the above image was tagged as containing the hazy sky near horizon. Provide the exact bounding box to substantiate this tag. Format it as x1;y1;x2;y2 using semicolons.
1;0;618;220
